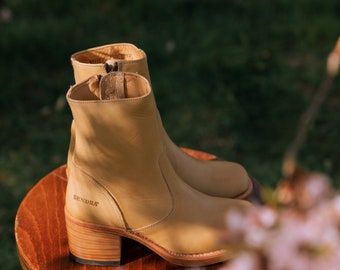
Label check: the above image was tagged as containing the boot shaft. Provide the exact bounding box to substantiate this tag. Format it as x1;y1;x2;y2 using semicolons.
66;72;173;229
67;72;160;178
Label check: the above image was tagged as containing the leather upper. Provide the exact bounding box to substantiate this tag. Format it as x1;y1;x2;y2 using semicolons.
69;43;251;199
65;72;252;256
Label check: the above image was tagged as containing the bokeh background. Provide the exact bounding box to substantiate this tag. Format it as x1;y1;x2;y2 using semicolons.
1;0;340;268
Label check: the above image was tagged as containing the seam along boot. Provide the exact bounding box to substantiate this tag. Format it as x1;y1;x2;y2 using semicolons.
65;72;252;266
69;43;261;201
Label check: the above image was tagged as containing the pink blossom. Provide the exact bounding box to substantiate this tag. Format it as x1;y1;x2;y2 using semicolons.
222;171;340;270
220;252;261;270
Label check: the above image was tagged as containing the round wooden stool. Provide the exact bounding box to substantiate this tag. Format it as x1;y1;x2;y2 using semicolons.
15;149;223;270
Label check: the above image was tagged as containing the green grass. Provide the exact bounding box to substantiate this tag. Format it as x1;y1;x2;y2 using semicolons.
1;0;340;268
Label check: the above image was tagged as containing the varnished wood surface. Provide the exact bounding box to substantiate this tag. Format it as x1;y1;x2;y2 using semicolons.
15;150;224;270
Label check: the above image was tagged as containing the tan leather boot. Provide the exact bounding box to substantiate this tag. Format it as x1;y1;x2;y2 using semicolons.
70;43;260;200
65;72;252;266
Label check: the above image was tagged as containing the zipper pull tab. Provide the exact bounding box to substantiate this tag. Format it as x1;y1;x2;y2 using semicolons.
88;75;102;100
104;59;118;73
100;72;126;100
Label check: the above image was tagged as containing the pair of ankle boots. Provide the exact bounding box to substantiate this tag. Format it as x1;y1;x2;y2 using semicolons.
65;43;261;267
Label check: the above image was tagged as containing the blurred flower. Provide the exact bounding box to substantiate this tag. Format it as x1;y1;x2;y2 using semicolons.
276;169;332;209
222;170;340;270
220;252;261;270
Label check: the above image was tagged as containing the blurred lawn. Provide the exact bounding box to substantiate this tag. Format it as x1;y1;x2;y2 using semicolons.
1;0;340;268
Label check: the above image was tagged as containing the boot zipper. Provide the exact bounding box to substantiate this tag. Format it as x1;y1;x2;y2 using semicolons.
104;60;119;73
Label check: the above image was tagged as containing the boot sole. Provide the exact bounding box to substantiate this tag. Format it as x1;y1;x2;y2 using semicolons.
235;176;263;204
65;209;232;267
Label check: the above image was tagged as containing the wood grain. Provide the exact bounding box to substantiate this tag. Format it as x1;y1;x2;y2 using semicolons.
15;150;224;270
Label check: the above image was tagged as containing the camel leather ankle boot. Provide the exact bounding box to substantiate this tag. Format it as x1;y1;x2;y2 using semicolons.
65;72;252;266
69;43;261;201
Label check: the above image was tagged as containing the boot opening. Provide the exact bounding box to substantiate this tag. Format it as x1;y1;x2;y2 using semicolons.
68;73;150;101
73;44;145;64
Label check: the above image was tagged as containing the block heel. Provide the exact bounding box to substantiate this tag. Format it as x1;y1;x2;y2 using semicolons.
65;210;122;266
